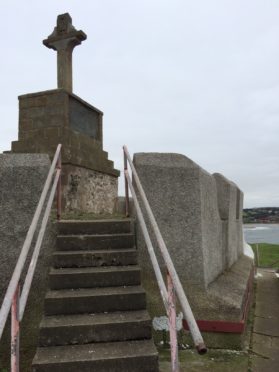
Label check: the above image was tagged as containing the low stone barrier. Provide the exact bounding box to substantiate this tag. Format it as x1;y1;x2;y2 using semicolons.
133;152;253;348
0;154;56;370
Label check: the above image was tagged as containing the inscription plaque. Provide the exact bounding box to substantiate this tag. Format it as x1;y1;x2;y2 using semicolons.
69;97;101;140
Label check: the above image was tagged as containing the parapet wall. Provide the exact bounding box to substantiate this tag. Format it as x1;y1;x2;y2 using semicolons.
134;153;244;289
133;152;252;348
0;154;56;370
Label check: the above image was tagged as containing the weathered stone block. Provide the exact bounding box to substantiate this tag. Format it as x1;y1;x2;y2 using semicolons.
19;96;47;109
12;140;35;152
24;106;45;119
43;127;61;140
44;104;65;116
46;90;68;105
20;119;34;132
69;132;81;149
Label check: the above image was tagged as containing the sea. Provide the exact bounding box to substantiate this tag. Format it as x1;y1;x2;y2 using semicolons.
243;224;279;244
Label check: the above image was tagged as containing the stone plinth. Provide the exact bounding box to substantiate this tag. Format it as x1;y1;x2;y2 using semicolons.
63;165;118;213
133;153;253;348
0;154;56;369
11;89;119;213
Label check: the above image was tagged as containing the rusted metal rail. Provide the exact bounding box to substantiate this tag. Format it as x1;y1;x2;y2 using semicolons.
123;145;207;372
0;144;62;372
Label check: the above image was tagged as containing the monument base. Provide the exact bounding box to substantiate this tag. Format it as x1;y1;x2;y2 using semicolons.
62;165;118;214
10;89;120;214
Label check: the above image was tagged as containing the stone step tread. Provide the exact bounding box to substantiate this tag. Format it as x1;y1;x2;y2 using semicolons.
58;219;132;235
45;286;146;315
57;233;134;238
52;249;138;269
40;310;151;328
59;219;133;223
49;265;141;288
56;234;135;251
50;265;141;275
33;339;158;365
38;310;152;347
45;286;145;300
53;248;137;256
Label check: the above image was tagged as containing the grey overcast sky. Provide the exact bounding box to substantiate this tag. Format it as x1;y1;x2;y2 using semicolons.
1;0;279;208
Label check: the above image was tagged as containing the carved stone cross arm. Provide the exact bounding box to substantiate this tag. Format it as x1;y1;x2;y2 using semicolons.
43;13;87;92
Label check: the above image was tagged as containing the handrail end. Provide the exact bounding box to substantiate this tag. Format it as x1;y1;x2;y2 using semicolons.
196;343;207;355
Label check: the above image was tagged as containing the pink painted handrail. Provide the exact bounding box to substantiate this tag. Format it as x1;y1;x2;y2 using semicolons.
123;145;207;372
0;144;62;372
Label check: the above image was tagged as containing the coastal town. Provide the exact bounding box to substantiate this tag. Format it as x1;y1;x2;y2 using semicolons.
243;207;279;223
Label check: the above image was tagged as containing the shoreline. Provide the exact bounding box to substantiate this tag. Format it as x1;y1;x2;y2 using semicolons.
243;223;279;228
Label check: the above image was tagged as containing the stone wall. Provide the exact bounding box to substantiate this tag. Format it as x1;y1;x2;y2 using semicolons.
133;152;253;348
133;153;244;289
0;154;57;371
62;165;118;213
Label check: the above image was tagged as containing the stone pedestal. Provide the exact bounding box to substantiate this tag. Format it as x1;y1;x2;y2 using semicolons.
133;153;253;348
11;89;119;213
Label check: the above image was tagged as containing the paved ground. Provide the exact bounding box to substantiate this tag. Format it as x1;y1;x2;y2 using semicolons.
159;268;279;371
159;348;249;371
250;268;279;371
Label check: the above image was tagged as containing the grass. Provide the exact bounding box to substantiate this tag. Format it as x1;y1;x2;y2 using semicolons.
251;243;279;269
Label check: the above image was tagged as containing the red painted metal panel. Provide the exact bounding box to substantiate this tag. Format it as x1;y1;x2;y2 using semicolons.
183;318;244;334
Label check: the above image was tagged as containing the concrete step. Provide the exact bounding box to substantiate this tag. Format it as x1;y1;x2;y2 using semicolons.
58;219;132;235
45;286;146;316
39;310;152;346
49;266;141;289
32;339;159;372
57;233;135;251
53;249;138;268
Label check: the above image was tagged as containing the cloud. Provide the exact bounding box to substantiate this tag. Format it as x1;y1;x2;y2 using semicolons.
1;0;279;208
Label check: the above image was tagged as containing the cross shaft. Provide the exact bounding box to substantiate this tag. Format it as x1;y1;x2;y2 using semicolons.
43;13;87;92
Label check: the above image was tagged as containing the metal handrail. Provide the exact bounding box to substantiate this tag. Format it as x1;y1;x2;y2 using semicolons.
123;145;207;372
0;144;62;372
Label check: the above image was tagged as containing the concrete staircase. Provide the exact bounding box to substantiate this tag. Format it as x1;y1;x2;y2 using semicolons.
32;219;159;372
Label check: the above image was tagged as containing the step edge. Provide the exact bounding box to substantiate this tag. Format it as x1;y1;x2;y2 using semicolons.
49;266;141;274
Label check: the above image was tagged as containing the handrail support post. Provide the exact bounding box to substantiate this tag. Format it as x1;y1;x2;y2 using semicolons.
167;271;179;372
123;147;130;217
56;151;62;221
11;284;20;372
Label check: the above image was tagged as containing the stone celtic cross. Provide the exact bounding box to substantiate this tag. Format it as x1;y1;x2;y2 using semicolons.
43;13;87;92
